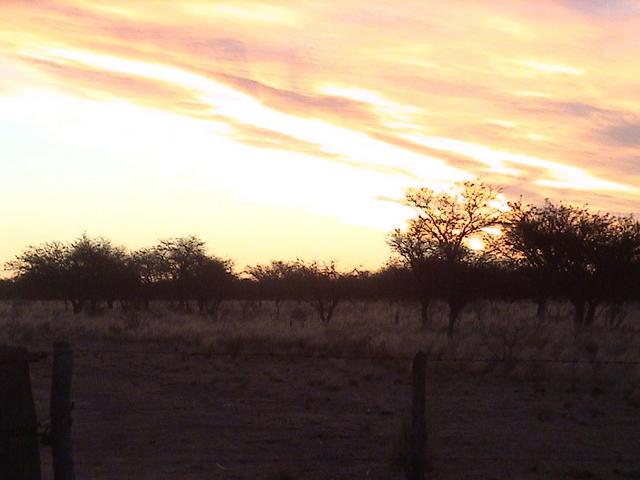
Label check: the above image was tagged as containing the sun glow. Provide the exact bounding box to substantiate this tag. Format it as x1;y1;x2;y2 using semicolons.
467;237;485;251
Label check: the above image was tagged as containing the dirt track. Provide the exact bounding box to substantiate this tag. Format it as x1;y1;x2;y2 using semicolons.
27;340;640;479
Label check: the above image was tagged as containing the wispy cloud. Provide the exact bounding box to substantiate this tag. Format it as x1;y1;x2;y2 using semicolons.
1;0;640;267
600;119;640;147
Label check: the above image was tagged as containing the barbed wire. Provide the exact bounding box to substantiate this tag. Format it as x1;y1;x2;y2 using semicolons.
71;454;640;466
70;454;640;466
429;455;640;464
7;335;639;476
48;348;640;365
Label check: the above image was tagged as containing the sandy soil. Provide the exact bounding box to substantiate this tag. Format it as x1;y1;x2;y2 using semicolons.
26;340;640;480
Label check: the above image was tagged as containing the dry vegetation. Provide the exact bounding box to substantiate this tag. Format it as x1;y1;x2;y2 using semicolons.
5;299;640;479
4;299;640;400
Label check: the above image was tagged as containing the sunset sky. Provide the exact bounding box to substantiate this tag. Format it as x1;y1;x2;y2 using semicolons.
2;0;640;270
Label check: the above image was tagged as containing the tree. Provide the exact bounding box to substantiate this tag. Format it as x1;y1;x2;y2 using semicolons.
503;200;640;329
192;255;234;317
389;181;504;337
245;260;300;319
6;241;71;305
157;236;208;311
591;215;640;316
0;278;15;299
65;235;130;312
7;235;131;313
500;200;563;317
157;236;233;314
387;232;437;327
129;247;171;310
294;260;354;323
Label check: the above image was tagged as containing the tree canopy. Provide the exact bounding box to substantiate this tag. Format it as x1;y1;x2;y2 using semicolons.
388;181;506;336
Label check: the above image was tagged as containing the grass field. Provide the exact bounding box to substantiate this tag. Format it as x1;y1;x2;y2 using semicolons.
3;299;640;396
4;299;640;479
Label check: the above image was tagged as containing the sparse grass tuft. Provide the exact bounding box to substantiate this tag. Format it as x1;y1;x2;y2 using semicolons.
1;299;639;391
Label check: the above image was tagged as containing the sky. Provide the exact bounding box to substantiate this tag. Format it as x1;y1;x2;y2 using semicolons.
1;0;640;270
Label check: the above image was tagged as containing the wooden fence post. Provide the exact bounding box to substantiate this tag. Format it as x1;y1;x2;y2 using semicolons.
50;342;74;480
0;346;41;480
407;351;426;480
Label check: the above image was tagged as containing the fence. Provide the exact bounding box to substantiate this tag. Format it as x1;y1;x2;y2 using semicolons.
0;343;73;480
2;343;640;480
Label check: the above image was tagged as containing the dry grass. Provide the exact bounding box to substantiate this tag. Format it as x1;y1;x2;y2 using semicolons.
1;299;639;395
7;299;639;479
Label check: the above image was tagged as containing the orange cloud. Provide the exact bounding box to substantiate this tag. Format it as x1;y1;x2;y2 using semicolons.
2;0;640;267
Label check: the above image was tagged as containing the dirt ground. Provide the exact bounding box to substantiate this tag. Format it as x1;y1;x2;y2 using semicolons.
26;339;640;480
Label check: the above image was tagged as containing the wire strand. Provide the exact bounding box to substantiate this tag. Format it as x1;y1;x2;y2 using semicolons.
54;348;640;365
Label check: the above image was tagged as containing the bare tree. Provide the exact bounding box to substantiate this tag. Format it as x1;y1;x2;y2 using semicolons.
389;181;504;337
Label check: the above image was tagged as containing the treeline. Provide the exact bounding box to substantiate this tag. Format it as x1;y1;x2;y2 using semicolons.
3;236;233;316
3;182;640;335
0;235;415;322
389;182;640;336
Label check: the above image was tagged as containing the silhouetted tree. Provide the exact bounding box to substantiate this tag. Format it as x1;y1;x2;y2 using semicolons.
366;261;415;304
192;255;234;317
501;200;563;317
157;236;208;311
129;247;171;309
503;200;640;329
66;235;129;312
245;261;300;319
6;241;70;304
576;212;640;326
157;236;233;314
0;278;16;299
294;260;354;323
389;181;504;337
7;235;131;313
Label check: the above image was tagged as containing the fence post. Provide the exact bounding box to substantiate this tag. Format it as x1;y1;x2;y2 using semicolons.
407;351;427;480
0;346;41;480
50;342;74;480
